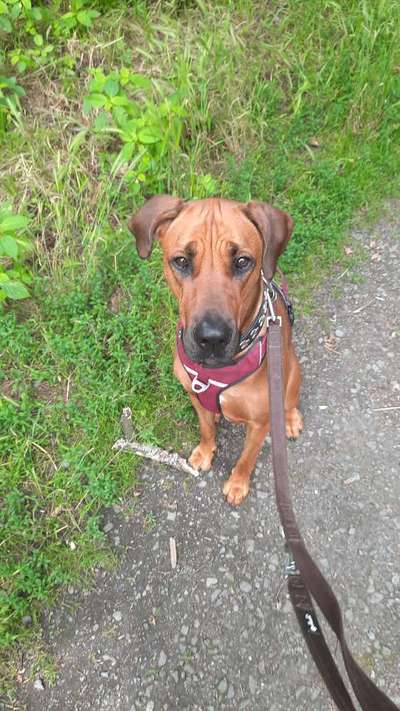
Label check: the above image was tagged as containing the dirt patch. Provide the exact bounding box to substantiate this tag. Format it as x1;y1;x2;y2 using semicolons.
1;379;19;401
33;380;64;404
107;287;130;315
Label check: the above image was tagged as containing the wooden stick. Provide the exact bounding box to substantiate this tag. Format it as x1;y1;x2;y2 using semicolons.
372;405;400;412
112;437;200;477
169;537;177;569
352;297;376;314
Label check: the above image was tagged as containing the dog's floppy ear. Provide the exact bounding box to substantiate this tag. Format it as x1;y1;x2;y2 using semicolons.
242;201;294;281
128;195;184;259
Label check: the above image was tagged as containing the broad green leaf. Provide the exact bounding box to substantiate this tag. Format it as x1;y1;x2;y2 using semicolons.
33;34;43;47
1;280;29;300
0;215;28;233
20;270;33;284
84;93;106;110
77;10;94;27
21;0;32;9
94;112;110;131
120;117;139;140
110;95;130;107
103;78;119;98
129;74;152;91
0;15;12;32
0;235;18;259
12;83;25;97
0;1;8;12
10;4;21;20
123;176;141;193
112;106;129;128
137;126;162;144
9;3;22;20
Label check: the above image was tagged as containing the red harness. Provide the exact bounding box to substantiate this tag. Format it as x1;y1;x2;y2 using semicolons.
177;329;267;413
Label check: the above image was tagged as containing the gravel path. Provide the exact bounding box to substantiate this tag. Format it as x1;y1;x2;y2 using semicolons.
22;211;400;710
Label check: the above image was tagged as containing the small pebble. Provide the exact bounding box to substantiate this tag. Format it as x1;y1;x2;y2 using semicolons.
240;581;252;593
370;592;383;603
246;539;255;553
217;678;228;695
102;654;116;666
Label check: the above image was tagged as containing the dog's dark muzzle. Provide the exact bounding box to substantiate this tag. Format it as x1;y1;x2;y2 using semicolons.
184;312;239;366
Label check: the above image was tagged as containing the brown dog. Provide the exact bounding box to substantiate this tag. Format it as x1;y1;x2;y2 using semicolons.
129;196;303;506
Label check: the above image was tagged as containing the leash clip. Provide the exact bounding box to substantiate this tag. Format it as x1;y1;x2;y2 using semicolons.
284;545;299;577
266;286;282;328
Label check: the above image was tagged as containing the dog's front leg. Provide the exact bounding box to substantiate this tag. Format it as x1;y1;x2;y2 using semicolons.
223;420;269;506
174;356;217;471
187;393;217;471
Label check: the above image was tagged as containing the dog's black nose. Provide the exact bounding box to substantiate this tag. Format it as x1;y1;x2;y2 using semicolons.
194;316;233;351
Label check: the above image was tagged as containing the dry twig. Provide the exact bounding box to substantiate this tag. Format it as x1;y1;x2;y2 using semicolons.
113;438;199;477
113;407;199;477
169;537;177;569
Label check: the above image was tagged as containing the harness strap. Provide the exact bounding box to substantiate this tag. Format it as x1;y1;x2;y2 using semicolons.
267;319;399;711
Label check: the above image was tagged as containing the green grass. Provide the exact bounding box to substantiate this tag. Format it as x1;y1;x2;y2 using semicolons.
1;0;400;697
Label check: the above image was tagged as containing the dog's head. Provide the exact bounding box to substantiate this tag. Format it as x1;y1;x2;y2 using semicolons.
129;196;293;366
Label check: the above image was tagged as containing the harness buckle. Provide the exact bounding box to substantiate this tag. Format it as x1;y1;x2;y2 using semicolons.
191;375;210;393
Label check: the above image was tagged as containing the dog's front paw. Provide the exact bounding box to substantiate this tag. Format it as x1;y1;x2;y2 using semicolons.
285;407;303;440
189;444;215;471
223;472;250;507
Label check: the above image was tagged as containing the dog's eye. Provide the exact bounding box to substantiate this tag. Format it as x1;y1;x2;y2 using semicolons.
171;256;190;271
234;255;253;272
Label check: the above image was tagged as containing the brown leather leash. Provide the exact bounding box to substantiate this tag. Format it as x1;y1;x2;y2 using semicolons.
266;305;399;710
